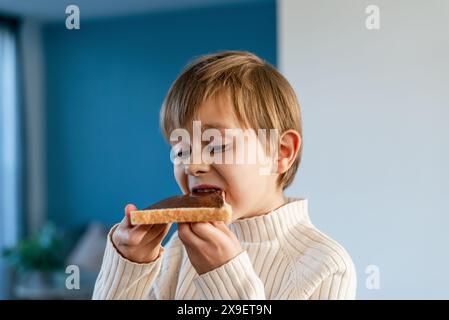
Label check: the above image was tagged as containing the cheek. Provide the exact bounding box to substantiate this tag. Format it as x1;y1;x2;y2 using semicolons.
174;165;189;194
217;164;262;203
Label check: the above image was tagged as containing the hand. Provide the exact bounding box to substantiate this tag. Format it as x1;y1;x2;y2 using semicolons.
178;221;243;275
112;204;172;263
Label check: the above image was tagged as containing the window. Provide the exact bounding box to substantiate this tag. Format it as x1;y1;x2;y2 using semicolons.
0;18;21;299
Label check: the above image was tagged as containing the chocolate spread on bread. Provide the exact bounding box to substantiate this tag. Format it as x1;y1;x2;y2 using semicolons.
145;191;224;210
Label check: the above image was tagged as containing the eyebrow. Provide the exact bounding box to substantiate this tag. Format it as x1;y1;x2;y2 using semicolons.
202;123;233;130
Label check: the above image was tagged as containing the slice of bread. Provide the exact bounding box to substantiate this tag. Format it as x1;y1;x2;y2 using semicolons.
130;192;232;225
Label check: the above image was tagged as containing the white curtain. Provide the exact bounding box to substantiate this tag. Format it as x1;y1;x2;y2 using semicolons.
0;21;21;299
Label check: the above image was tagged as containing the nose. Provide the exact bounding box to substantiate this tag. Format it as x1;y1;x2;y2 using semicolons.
184;162;209;176
183;141;211;176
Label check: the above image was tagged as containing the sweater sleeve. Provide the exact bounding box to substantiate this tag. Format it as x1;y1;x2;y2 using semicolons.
192;250;266;300
92;225;164;300
308;257;357;300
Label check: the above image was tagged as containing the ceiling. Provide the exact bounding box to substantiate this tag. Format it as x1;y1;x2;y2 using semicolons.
0;0;267;21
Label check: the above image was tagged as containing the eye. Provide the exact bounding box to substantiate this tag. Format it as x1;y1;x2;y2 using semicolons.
176;146;191;159
207;144;229;154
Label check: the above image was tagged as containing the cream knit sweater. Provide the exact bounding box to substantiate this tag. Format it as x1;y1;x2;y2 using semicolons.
92;198;357;300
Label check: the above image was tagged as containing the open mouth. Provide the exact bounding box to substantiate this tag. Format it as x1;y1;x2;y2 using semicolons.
191;185;222;195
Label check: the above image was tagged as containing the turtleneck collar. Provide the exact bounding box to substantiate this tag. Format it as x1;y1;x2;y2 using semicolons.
228;198;311;242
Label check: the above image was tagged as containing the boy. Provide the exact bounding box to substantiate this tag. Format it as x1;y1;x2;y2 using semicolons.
93;51;357;299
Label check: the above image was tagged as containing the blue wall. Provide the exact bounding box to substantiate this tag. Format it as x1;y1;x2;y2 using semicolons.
43;1;276;238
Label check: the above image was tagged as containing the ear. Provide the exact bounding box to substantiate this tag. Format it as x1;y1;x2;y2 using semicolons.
277;130;301;175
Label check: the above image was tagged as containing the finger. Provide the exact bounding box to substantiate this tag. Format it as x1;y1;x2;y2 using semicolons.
147;223;172;245
116;225;157;247
211;221;235;237
141;223;171;245
122;203;138;227
190;222;227;242
114;227;141;246
127;224;156;244
133;224;155;233
178;223;205;248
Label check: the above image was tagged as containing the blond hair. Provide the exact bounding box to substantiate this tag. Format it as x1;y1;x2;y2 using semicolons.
160;51;302;190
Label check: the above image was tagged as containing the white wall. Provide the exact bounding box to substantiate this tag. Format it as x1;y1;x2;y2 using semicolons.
279;0;449;299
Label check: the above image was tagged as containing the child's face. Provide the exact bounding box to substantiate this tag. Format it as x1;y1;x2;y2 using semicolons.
171;95;284;220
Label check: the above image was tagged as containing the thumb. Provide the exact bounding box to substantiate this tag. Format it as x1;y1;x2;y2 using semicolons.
123;203;138;227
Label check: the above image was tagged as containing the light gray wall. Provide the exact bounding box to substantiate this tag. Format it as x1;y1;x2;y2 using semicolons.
279;0;449;299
